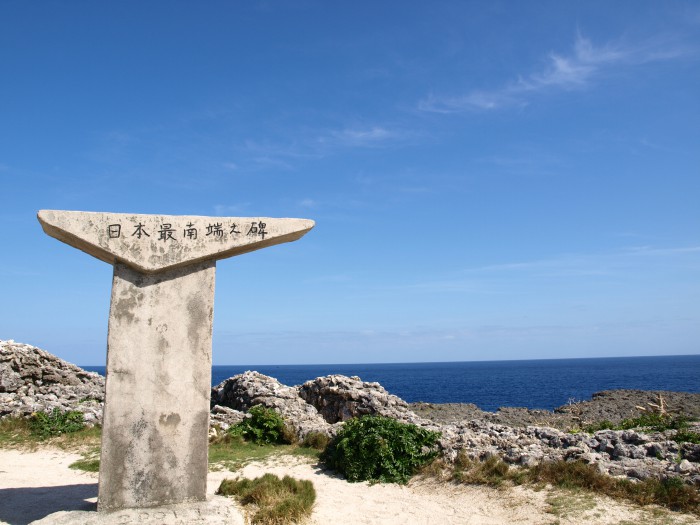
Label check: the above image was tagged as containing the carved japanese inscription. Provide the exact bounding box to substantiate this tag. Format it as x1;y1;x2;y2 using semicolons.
38;210;314;273
38;209;314;512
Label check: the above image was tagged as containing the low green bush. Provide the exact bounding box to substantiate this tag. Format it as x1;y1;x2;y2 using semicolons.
676;429;700;445
229;405;289;445
619;413;678;431
321;415;441;484
217;473;316;524
30;408;85;439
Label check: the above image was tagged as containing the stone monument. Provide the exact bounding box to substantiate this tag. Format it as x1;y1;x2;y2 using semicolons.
38;210;314;512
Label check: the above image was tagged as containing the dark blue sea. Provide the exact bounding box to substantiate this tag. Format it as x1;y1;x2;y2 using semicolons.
83;355;700;412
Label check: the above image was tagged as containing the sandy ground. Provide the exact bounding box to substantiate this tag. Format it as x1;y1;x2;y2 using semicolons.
0;449;698;525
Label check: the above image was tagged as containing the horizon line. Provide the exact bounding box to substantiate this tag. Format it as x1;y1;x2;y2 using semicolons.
79;352;700;368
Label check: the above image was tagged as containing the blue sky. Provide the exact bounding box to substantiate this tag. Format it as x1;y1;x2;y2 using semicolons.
1;1;698;365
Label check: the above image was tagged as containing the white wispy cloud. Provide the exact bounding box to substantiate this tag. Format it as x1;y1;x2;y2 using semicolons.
239;124;411;169
462;245;700;274
397;245;700;294
621;245;700;256
297;198;316;208
318;126;403;148
419;33;692;113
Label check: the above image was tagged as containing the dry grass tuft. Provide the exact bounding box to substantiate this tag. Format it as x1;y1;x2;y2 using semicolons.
425;454;700;516
217;473;316;524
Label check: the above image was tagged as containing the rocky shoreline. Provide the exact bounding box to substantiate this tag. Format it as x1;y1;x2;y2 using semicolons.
410;388;700;430
2;339;700;487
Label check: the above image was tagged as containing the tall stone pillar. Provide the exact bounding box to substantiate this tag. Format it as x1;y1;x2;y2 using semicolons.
38;210;314;511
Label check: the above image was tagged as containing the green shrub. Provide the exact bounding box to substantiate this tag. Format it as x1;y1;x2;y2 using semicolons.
619;412;675;431
30;408;85;439
676;429;700;445
321;415;441;484
217;473;316;524
224;424;246;442
230;405;289;445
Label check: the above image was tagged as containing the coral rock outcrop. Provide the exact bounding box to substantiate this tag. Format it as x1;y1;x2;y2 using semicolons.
211;371;335;439
2;340;699;486
0;340;104;425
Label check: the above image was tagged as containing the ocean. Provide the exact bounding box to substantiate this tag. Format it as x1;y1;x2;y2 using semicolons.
83;354;700;412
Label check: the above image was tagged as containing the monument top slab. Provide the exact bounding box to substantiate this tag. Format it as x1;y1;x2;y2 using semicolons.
38;210;315;273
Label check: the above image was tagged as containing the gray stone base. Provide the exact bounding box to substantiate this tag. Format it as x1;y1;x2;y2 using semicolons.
30;497;244;525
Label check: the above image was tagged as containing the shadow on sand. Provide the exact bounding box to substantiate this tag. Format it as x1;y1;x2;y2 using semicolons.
0;483;97;525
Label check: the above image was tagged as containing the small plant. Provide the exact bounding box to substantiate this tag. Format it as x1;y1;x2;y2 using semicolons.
527;459;610;492
583;419;617;433
0;417;33;447
209;440;288;470
620;412;675;431
675;429;700;445
635;393;678;418
452;453;524;486
229;405;289;445
1;415;100;449
69;458;100;472
321;415;441;484
69;446;101;472
217;473;316;524
562;398;589;431
30;408;85;439
77;396;101;404
280;424;299;445
301;431;330;451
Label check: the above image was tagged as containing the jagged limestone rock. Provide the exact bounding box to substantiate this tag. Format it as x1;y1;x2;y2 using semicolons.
211;371;335;440
0;340;104;424
3;340;699;486
298;374;426;425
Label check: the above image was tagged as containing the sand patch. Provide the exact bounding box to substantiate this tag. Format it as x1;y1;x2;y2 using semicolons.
1;449;697;525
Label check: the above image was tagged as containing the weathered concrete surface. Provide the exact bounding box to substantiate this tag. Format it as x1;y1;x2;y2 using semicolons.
38;210;314;513
30;497;244;525
38;210;315;273
98;261;216;511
